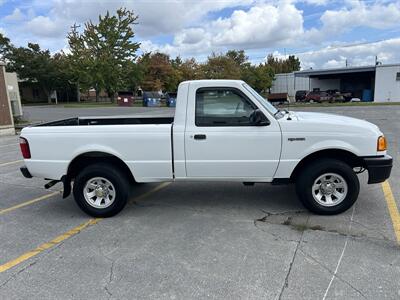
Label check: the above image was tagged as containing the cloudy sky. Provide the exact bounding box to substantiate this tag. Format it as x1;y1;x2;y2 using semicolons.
0;0;399;69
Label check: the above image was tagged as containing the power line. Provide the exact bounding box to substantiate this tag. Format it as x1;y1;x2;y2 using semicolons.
250;38;395;60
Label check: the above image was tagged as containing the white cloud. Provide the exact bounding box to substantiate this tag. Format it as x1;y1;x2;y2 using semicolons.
141;3;304;57
299;0;329;5
1;0;399;71
212;3;303;47
26;16;65;38
305;0;400;41
44;0;255;38
3;8;24;22
293;38;400;69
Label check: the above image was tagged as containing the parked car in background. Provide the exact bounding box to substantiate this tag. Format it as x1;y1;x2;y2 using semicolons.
165;92;177;107
326;90;345;102
143;91;162;107
341;91;353;102
117;91;134;107
295;90;308;102
305;91;331;103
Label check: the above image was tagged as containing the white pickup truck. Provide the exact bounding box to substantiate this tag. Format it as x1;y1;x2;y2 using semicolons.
19;80;392;217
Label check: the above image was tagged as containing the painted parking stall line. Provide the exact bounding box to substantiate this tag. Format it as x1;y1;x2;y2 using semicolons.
0;160;23;167
381;181;400;244
0;218;101;273
0;191;61;215
0;182;171;273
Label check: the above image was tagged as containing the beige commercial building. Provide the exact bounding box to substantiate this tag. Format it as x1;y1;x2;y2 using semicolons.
0;61;22;136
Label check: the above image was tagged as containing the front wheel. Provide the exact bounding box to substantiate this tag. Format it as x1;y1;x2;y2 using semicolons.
295;159;360;215
73;163;129;217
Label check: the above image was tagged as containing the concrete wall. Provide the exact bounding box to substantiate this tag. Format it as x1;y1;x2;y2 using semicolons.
5;72;23;116
374;65;400;102
310;78;340;91
0;62;15;136
271;73;310;100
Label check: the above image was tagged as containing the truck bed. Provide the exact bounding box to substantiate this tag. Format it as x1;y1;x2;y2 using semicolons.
38;116;174;127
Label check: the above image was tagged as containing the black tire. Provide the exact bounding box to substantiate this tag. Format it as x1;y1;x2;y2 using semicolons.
73;163;129;217
295;159;359;215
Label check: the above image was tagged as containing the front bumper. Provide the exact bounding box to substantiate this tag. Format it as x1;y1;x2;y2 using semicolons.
20;166;32;178
362;155;393;184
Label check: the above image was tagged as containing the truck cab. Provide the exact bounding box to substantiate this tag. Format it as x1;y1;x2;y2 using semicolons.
173;80;281;181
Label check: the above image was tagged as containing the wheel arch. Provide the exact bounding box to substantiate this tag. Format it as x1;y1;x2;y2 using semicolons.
290;149;363;181
67;151;136;184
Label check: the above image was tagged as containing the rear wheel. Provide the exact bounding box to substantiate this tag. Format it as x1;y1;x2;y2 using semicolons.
73;163;129;217
295;159;359;215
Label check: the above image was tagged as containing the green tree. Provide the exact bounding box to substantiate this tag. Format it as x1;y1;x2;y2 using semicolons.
52;52;78;102
67;8;140;101
123;61;145;94
181;58;203;80
209;50;275;92
6;43;61;103
226;50;249;67
0;33;11;60
139;52;176;91
252;63;275;93
266;54;301;73
202;52;241;79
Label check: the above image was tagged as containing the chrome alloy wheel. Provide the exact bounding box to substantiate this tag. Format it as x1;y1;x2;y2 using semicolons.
312;173;348;207
83;177;116;209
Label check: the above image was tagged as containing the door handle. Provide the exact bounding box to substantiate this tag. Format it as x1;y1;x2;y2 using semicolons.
193;134;207;140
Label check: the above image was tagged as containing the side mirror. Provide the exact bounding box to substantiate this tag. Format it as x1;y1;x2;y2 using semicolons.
250;109;270;126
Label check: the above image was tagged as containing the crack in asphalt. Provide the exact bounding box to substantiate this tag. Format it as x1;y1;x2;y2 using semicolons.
0;261;37;289
255;209;398;247
253;208;399;299
299;248;367;299
0;233;77;290
253;220;300;243
104;286;113;299
322;206;356;300
98;243;121;299
277;216;308;300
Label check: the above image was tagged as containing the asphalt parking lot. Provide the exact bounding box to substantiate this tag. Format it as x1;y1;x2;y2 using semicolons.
0;105;399;299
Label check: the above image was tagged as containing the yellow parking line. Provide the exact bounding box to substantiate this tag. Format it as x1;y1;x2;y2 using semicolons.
0;182;171;273
0;218;101;273
130;182;171;203
0;160;23;167
0;191;60;215
381;181;400;244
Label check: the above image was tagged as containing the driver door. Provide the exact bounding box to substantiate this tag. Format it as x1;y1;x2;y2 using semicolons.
184;86;281;180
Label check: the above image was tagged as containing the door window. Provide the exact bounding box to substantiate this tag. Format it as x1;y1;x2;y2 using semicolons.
195;88;256;126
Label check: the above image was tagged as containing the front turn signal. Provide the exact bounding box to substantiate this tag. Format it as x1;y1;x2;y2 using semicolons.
377;136;387;151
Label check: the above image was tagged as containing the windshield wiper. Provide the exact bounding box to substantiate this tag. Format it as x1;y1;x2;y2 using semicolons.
274;110;282;117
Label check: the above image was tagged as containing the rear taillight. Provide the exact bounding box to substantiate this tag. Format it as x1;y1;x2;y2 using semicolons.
19;137;31;159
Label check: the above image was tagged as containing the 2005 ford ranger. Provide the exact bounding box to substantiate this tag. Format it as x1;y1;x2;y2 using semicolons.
19;80;392;217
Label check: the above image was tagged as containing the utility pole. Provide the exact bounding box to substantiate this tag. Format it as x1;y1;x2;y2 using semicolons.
284;48;289;94
71;23;81;32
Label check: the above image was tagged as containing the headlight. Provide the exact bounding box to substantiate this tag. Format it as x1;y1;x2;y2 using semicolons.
377;136;387;151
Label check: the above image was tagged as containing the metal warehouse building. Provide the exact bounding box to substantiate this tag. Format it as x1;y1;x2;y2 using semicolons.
271;64;400;102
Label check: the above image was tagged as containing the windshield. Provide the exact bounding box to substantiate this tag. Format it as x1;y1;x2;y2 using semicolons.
242;83;279;116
